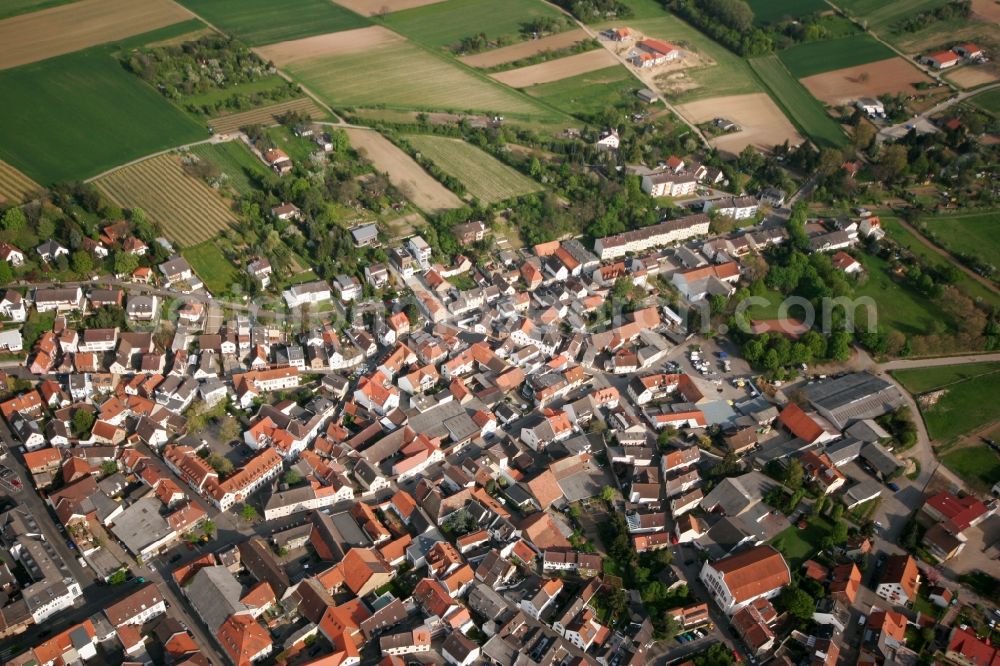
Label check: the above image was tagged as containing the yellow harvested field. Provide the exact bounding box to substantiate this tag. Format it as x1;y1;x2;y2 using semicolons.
256;26;404;65
460;29;590;68
491;49;619;88
208;98;326;134
96;153;238;247
0;159;40;205
332;0;447;15
946;66;1000;89
800;57;933;106
0;0;192;70
344;128;463;213
677;93;803;155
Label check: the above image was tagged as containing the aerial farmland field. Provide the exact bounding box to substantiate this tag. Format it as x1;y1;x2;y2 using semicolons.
182;241;238;294
207;98;327;134
921;211;1000;280
0;160;40;205
188;141;269;196
96;153;238;247
0;0;193;70
0;45;206;184
381;0;569;51
800;58;933;106
491;49;619;88
971;88;1000;115
834;0;951;31
0;0;76;20
745;0;827;24
175;0;369;46
749;55;847;147
333;0;446;15
279;38;559;120
778;34;896;79
525;66;642;117
459;29;592;68
405;134;542;204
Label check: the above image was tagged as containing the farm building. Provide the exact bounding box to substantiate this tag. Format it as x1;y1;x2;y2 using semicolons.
922;51;961;69
595;129;620;150
952;43;984;60
636;88;659;104
630;39;683;68
855;98;885;117
262;149;293;175
604;27;632;42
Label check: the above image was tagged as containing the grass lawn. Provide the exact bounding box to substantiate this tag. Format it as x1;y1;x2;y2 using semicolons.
749;55;847;147
971;89;1000;116
405;134;542;204
853;251;942;336
283;40;560;120
744;286;811;320
175;0;369;46
188;140;269;196
942;447;1000;491
182;75;290;109
747;0;828;24
0;44;206;184
525;65;642;117
769;516;833;569
879;215;1000;309
0;0;75;20
779;34;895;78
596;14;764;102
182;242;237;294
892;361;1000;441
381;0;568;50
921;211;1000;281
266;126;320;164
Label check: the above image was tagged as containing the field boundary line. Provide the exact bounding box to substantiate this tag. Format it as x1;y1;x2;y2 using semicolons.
894;215;1000;297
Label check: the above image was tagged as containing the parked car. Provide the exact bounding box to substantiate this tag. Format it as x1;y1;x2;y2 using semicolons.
887;482;900;492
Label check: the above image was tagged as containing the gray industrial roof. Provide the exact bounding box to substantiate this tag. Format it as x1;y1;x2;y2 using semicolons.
186;566;248;633
109;497;172;556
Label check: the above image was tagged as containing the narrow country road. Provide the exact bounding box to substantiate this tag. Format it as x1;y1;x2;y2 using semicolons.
878;351;1000;371
893;216;1000;297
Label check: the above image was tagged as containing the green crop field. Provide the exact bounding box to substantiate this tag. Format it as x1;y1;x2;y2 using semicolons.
879;216;1000;308
834;0;951;31
921;212;1000;282
0;46;206;185
182;241;237;294
381;0;568;50
749;55;846;147
894;361;1000;443
971;89;1000;116
283;40;559;119
779;34;896;78
0;0;76;20
525;65;642;117
747;0;827;24
175;0;369;46
189;140;268;196
406;134;542;204
597;14;763;102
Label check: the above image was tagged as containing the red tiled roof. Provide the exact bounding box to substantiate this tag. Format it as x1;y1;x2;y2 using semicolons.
777;403;823;443
711;545;790;604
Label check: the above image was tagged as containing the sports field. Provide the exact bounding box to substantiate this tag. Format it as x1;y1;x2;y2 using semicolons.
749;55;847;147
189;141;269;196
175;0;369;46
0;0;193;70
526;66;642;117
282;40;555;118
96;153;238;247
778;34;896;79
597;15;763;102
344;128;463;212
747;0;827;24
0;160;40;205
922;211;1000;278
182;241;237;294
381;0;568;50
894;361;1000;442
207;98;326;134
0;46;206;184
406;134;542;204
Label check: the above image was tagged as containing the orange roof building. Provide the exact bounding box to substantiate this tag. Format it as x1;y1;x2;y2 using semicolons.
216;614;272;666
699;545;790;615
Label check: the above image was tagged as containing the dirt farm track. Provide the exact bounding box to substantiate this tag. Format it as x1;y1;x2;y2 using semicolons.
0;0;192;70
96;153;238;247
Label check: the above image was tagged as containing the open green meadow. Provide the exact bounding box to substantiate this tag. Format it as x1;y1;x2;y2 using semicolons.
894;362;1000;442
598;14;763;102
834;0;951;31
189;140;268;196
921;212;1000;282
382;0;567;50
972;89;1000;116
779;34;896;78
747;0;827;24
283;41;560;119
175;0;369;46
942;446;1000;491
879;216;1000;308
182;241;237;294
853;251;941;336
749;55;846;147
525;65;642;117
0;45;206;184
0;0;76;20
406;134;542;204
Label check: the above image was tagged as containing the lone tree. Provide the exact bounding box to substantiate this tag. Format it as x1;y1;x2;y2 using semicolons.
240;504;258;522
